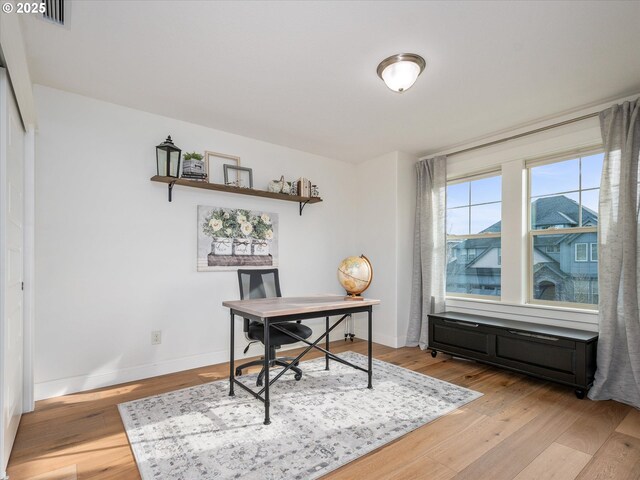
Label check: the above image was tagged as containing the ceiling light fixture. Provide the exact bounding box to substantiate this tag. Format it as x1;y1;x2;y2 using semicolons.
376;53;426;93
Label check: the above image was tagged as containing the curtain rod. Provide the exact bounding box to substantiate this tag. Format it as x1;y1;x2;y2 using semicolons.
444;111;599;158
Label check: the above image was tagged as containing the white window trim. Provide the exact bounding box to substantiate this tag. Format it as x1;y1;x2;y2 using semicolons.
590;242;598;262
527;150;602;309
575;242;588;262
442;134;607;327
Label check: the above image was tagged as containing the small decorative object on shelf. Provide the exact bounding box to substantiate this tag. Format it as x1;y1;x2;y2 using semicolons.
182;152;208;181
289;181;298;196
268;176;291;194
224;165;253;188
311;185;320;197
156;135;182;178
337;255;373;300
297;177;312;197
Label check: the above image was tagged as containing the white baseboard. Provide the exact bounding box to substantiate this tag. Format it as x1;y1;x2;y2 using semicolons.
34;341;310;401
34;323;359;401
352;332;399;348
35;349;230;401
35;317;394;401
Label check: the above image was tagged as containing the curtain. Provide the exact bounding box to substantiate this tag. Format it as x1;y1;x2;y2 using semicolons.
588;98;640;407
407;156;447;349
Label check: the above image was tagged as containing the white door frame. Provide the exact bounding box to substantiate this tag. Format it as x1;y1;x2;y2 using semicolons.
0;66;33;478
23;126;35;413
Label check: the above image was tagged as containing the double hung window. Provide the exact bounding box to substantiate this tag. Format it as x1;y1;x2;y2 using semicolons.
446;174;502;298
528;151;603;307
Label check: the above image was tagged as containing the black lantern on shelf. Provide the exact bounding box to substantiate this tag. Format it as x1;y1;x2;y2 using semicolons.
156;135;182;178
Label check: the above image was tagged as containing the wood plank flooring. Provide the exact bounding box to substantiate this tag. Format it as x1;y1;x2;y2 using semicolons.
7;340;640;480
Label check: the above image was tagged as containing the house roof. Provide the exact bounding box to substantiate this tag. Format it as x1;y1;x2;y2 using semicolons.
479;195;598;234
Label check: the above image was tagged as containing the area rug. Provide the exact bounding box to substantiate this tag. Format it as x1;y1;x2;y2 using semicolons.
119;351;481;480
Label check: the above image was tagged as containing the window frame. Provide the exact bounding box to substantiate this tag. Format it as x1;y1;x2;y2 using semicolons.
590;243;598;262
446;171;502;300
526;148;602;310
575;243;588;262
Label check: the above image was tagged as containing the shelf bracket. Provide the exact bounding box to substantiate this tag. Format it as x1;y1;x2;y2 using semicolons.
168;181;176;202
299;200;310;216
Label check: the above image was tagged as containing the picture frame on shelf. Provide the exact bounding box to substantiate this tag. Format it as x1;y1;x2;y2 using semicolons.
224;165;254;189
205;151;241;184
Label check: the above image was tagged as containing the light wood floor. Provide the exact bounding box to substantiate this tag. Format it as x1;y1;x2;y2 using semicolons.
7;339;640;480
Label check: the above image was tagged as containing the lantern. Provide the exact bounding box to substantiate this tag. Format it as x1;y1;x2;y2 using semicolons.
156;135;182;178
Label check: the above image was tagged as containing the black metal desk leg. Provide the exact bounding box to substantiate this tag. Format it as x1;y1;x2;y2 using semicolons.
368;308;373;389
229;311;235;396
325;316;330;370
263;318;271;425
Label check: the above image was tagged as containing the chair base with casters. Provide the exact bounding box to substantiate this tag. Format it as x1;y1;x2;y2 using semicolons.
235;345;304;387
235;268;314;387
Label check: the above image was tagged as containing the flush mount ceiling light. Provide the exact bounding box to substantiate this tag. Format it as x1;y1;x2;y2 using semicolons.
376;53;426;93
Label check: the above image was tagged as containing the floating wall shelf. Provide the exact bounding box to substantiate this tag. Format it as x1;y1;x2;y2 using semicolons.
150;175;323;215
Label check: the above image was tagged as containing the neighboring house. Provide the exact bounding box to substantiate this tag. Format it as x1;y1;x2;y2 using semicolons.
447;195;598;304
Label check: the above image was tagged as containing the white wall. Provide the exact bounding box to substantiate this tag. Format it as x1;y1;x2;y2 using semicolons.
33;86;362;399
353;151;417;348
353;152;398;346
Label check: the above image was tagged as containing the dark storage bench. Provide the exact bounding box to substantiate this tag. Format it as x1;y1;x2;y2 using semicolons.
428;311;598;398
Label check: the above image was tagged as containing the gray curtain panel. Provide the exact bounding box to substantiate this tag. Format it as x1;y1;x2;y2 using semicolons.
588;98;640;407
407;156;447;349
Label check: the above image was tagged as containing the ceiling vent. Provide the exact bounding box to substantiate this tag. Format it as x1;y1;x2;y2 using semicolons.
43;0;65;25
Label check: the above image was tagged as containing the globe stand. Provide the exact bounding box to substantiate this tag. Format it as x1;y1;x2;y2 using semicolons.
344;293;365;301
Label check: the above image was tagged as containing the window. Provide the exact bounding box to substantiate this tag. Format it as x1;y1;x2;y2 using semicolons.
575;243;588;262
529;152;602;307
446;174;501;298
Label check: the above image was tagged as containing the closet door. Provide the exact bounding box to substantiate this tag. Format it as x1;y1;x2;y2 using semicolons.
0;67;25;474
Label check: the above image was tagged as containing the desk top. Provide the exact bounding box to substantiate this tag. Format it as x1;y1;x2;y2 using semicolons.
223;295;380;318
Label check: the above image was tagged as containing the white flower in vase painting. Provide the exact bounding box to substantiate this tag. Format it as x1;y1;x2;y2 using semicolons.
240;222;253;236
209;219;223;231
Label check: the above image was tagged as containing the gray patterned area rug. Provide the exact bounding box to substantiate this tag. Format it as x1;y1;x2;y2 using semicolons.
119;351;481;480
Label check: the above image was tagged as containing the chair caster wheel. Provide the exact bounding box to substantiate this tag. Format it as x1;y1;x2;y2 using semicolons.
431;350;438;358
575;389;585;399
294;373;302;381
235;368;242;376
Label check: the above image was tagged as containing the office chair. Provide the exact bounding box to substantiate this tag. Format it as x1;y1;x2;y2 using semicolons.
234;268;313;387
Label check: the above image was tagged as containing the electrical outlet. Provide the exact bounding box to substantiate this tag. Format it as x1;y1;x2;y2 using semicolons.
151;330;162;345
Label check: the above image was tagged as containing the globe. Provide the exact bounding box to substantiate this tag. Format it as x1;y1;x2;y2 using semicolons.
337;255;373;297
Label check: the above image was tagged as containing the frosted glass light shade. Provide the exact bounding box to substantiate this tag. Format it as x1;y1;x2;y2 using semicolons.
376;53;426;93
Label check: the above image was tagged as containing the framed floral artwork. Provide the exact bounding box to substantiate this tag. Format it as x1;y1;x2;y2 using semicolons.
197;205;279;271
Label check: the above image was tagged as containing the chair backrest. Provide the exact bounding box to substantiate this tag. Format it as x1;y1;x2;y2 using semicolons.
237;268;282;300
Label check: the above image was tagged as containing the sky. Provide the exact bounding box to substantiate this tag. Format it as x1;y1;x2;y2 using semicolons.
446;153;604;235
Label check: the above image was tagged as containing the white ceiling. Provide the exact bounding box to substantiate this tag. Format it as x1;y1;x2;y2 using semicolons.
20;0;640;163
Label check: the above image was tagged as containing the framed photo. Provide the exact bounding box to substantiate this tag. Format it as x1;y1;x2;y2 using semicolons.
205;151;241;184
224;165;253;188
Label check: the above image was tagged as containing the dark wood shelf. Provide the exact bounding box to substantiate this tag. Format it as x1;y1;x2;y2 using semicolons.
150;175;322;215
